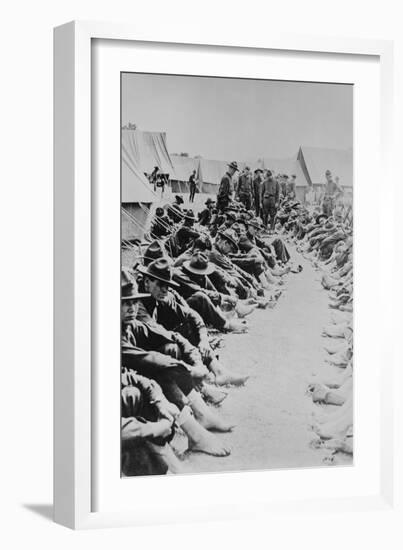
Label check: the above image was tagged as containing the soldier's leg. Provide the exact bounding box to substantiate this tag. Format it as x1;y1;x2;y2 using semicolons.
186;291;227;332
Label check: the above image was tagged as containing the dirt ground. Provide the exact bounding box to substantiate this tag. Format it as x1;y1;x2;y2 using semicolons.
183;243;353;473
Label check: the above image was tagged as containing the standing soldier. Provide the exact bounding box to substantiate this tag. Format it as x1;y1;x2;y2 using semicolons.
252;169;263;217
322;169;343;217
261;170;280;230
288;174;297;199
198;197;215;226
189;169;197;203
236;166;253;210
216;161;239;213
149;166;159;192
279;174;288;198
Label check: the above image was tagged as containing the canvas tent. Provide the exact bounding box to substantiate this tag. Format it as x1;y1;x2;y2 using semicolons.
196;158;231;194
170;155;200;193
122;128;175;240
122;128;175;182
298;146;353;189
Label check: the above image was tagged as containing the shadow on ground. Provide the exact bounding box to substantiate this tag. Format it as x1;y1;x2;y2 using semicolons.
23;504;53;522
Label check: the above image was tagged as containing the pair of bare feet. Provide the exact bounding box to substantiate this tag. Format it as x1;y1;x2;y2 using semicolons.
224;318;249;333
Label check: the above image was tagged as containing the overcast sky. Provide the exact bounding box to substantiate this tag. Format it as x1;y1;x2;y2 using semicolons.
122;73;353;161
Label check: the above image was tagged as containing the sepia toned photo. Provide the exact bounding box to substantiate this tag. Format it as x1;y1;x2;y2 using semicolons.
120;73;353;477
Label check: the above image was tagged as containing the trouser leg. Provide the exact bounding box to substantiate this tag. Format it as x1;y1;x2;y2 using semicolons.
271;238;290;263
186;291;227;331
262;200;270;226
269;207;277;230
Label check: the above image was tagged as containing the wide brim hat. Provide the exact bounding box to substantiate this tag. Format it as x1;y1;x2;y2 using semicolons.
205;198;215;205
183;209;196;221
217;229;239;252
254;168;263;174
225;211;237;221
138;258;179;288
175;195;184;204
247;218;262;230
227;161;239;172
183;253;215;276
121;281;150;301
143;240;165;266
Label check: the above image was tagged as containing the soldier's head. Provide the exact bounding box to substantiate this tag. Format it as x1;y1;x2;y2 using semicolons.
121;279;150;323
205;197;215;210
139;258;179;302
216;230;239;255
246;218;261;236
227;161;239;176
183;210;196;226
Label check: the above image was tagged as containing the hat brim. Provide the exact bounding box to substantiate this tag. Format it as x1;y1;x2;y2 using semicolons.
121;292;151;301
138;265;180;288
247;221;261;230
217;231;239;252
183;261;215;276
227;164;239;171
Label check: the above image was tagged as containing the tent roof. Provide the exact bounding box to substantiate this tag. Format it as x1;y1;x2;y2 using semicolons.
197;158;231;186
122;129;175;175
122;129;175;203
121;159;156;203
298;146;353;187
261;155;309;187
170;155;200;182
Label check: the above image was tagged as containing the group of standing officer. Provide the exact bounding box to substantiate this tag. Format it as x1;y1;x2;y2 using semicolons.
216;162;292;231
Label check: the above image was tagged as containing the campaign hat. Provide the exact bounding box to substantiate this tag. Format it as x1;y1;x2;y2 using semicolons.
183;252;215;276
121;279;150;301
138;258;179;288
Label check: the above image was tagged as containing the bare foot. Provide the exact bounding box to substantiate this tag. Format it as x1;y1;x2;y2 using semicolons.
201;383;228;405
215;372;249;386
225;318;249;333
307;383;329;403
236;302;258;318
194;407;236;432
190;434;231;457
190;364;210;380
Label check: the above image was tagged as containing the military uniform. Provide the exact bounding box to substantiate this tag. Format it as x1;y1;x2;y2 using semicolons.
252;174;262;216
150;213;172;239
322;179;343;217
121;319;197;410
237;173;253;210
261;177;280;229
189;173;197;203
198;207;212;226
216;172;233;213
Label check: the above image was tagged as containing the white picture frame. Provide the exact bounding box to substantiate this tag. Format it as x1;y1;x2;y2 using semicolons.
54;20;395;529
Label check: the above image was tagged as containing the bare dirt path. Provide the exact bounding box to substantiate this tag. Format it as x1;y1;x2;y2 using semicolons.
184;243;350;473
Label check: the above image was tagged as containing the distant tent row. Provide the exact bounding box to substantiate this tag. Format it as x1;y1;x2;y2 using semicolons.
121;128;353;239
122;128;353;200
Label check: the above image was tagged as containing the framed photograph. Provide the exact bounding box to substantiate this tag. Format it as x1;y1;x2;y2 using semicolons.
54;21;395;529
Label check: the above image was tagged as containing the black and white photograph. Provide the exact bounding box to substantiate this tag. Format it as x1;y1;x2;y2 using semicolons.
120;72;353;477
